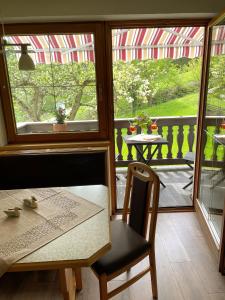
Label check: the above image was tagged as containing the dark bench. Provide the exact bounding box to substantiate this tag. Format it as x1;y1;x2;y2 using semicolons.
0;150;107;190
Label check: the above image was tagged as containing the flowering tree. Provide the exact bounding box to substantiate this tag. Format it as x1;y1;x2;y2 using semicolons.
113;58;191;117
113;61;150;116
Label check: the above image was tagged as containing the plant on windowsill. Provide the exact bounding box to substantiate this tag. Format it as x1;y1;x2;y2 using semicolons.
53;104;68;132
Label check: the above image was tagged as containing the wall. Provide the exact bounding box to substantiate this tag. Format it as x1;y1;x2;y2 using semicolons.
0;98;7;146
0;0;224;22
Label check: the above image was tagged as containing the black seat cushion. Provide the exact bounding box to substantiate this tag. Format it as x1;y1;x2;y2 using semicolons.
92;220;150;275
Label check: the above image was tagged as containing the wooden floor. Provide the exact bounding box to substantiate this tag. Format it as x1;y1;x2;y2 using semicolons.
116;168;193;208
1;212;225;299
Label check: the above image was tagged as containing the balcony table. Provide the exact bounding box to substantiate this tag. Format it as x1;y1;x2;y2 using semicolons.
123;134;168;187
6;185;111;300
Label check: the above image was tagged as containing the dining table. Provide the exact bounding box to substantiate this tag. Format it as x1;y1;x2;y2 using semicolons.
1;185;111;300
123;134;168;187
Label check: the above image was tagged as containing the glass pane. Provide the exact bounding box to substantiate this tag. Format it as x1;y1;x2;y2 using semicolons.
199;24;225;240
112;27;204;208
4;33;99;134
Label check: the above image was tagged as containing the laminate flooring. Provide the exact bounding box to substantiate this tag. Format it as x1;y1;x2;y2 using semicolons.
1;213;225;300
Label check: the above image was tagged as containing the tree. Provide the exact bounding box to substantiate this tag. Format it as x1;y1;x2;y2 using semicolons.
6;52;97;122
6;51;207;122
139;59;183;105
113;61;150;116
113;59;183;117
208;55;225;102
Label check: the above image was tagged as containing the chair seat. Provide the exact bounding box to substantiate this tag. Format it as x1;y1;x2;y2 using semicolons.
184;152;195;162
92;220;151;275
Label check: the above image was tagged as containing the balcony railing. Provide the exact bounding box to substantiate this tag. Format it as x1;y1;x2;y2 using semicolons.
115;116;224;167
17;120;98;133
17;116;223;167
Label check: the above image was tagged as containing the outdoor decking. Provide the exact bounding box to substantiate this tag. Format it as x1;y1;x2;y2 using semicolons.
116;167;193;208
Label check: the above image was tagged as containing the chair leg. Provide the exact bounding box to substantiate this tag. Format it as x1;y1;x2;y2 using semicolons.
183;180;193;190
99;274;108;300
149;251;158;299
74;267;82;291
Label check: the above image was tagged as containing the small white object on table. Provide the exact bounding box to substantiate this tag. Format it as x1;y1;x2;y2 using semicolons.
128;134;162;142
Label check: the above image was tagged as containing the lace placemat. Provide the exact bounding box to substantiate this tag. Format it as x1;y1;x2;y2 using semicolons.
0;187;103;277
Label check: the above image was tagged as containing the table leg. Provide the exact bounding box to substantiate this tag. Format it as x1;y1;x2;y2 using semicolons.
74;267;82;291
135;145;148;163
135;144;166;188
58;268;76;300
146;145;160;165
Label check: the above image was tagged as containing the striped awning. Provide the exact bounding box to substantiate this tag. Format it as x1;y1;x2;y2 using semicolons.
4;25;225;64
112;26;225;61
6;34;95;64
112;27;205;61
211;25;225;56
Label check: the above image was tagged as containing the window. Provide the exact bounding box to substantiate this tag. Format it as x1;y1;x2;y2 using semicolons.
199;24;225;240
0;23;108;143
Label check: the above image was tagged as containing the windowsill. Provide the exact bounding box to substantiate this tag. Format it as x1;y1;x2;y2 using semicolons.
0;140;111;154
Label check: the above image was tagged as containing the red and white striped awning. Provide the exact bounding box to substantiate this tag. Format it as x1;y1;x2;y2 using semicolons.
112;27;205;61
211;25;225;56
112;26;225;61
4;26;225;64
6;34;95;64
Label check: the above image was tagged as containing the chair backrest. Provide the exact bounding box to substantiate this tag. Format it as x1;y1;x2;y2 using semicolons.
122;162;160;245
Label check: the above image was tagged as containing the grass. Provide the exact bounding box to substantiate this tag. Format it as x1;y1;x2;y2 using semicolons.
115;93;199;119
136;93;199;117
115;93;223;119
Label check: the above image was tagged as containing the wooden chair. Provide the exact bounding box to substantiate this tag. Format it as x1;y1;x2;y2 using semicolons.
183;152;195;189
91;162;160;299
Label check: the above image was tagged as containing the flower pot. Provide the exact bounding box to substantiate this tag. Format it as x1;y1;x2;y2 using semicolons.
53;123;68;132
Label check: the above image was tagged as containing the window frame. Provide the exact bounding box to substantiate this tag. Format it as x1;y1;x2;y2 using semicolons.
0;22;109;143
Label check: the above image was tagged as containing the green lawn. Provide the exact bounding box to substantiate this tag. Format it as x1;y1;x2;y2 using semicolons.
116;92;223;119
116;93;199;119
136;93;199;117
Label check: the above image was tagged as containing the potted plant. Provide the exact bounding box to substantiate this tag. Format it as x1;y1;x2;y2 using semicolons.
53;104;68;132
131;112;152;133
